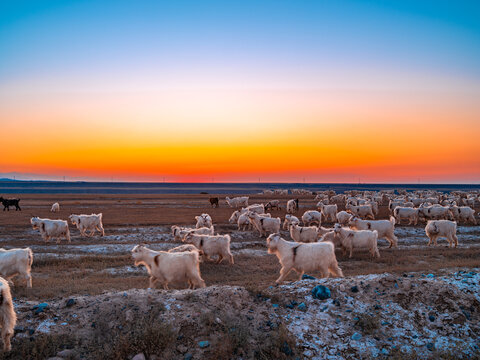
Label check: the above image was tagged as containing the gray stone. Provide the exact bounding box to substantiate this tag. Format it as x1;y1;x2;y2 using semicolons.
177;344;188;353
57;349;76;358
351;332;362;341
125;310;134;322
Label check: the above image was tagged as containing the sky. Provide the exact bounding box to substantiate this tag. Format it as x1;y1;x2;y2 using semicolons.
1;0;479;183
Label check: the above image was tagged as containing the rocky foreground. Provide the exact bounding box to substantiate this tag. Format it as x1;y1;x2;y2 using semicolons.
6;269;480;360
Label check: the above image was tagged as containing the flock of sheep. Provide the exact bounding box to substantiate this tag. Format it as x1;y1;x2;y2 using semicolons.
0;202;106;351
0;188;478;352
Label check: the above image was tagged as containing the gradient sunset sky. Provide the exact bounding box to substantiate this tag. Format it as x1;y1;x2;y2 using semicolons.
1;1;479;183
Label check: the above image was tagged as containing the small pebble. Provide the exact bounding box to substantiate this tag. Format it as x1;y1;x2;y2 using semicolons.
351;332;362;341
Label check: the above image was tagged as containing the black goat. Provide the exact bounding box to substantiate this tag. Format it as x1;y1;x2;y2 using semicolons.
0;197;21;211
209;197;219;208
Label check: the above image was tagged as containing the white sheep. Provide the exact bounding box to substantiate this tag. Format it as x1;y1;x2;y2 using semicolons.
425;220;458;248
228;210;251;230
168;244;201;254
346;204;375;220
171;226;214;242
168;244;204;262
389;200;406;213
69;213;105;237
319;230;337;246
333;224;380;258
448;206;476;224
266;233;343;283
131;245;205;289
183;233;234;264
195;213;213;228
283;214;300;230
0;277;16;351
286;199;299;214
314;194;329;203
367;201;379;216
393;207;419;225
237;212;252;231
302;210;322;226
348;216;398;248
50;202;60;212
30;217;71;243
225;196;249;208
248;212;281;237
171;226;193;241
318;204;337;223
0;248;33;288
289;224;319;243
418;205;452;221
336;211;351;225
265;200;280;211
462;198;475;207
243;204;265;214
330;194;345;204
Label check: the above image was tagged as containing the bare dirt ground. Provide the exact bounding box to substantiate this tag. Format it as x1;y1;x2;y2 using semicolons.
0;193;479;359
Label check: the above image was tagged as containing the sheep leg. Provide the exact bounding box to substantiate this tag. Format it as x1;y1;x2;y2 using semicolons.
2;329;12;352
319;269;328;278
188;270;206;289
451;234;458;248
215;255;223;264
25;273;32;288
453;234;459;247
447;237;453;248
296;270;305;281
229;254;234;264
149;276;157;289
349;247;353;258
387;234;398;248
276;266;293;283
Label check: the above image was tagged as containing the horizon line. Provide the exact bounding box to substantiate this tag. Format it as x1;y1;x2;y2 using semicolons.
1;178;480;186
